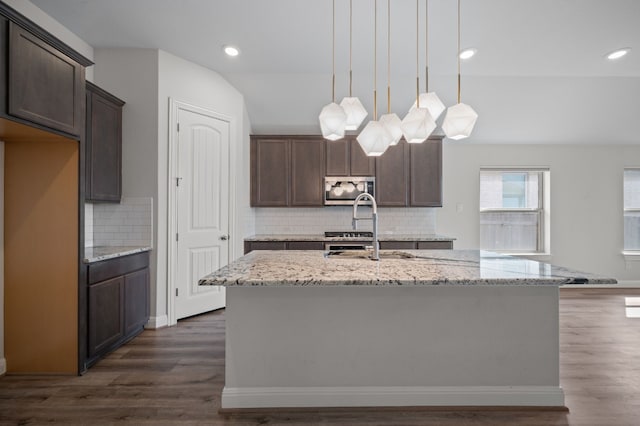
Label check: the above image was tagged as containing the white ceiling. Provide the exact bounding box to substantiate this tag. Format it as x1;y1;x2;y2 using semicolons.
31;0;640;143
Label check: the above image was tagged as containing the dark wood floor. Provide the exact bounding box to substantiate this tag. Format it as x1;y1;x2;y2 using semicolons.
1;289;639;425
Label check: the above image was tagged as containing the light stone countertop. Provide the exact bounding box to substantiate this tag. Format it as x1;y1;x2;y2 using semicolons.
84;246;152;263
245;234;456;242
199;249;617;287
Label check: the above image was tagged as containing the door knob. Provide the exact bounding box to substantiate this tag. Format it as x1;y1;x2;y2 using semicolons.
220;235;229;241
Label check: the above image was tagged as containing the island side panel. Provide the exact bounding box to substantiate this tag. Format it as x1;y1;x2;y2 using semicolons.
223;285;563;408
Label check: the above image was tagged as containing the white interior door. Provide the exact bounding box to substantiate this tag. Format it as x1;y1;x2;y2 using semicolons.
175;108;229;320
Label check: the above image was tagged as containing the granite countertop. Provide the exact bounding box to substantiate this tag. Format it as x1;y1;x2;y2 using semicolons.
199;249;617;287
245;234;456;242
84;246;152;263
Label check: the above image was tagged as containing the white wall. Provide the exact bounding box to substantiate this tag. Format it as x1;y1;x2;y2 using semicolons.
92;48;250;326
437;143;640;284
157;50;250;324
93;48;161;321
157;49;250;258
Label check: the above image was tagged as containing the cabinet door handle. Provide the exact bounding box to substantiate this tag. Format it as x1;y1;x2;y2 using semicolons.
220;235;229;241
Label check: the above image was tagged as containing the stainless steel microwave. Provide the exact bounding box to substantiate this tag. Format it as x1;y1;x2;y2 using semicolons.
324;177;375;205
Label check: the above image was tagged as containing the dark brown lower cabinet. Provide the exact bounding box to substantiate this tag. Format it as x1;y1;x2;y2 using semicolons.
86;251;149;369
287;241;325;250
245;239;452;254
379;241;416;250
381;241;454;250
417;241;453;249
88;276;124;358
124;269;150;337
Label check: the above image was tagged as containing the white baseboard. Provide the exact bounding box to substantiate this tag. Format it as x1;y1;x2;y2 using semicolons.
221;386;565;409
0;357;6;376
145;315;168;329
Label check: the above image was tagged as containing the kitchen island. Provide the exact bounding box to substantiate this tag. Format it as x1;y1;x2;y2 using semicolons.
199;250;615;410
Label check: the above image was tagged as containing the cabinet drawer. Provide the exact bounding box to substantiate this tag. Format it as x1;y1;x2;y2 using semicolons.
244;241;287;254
287;241;325;250
88;251;150;284
417;241;453;249
379;241;417;250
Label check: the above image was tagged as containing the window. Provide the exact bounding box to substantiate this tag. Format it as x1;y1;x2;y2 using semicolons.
480;169;549;253
624;169;640;252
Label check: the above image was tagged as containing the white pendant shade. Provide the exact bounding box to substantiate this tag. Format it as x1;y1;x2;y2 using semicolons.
379;113;403;146
442;102;478;140
357;121;393;156
319;102;347;141
410;92;446;121
401;107;436;143
340;97;368;131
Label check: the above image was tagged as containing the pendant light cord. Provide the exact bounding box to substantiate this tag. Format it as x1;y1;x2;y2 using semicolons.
425;0;429;93
415;0;420;108
387;0;391;113
373;0;377;120
332;0;336;102
457;0;461;104
349;0;353;97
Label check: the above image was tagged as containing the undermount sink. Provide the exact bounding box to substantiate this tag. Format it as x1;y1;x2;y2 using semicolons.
324;250;418;260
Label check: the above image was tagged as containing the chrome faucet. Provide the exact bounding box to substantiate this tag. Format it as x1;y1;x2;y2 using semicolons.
352;193;379;261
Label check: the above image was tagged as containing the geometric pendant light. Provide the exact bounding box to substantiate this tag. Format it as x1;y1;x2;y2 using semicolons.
409;0;445;121
357;0;393;156
320;0;347;141
442;0;478;140
441;102;478;140
340;0;368;131
379;0;403;146
401;0;436;144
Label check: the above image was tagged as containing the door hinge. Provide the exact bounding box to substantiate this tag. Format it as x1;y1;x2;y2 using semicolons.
176;233;179;242
177;122;180;132
176;177;182;187
175;288;179;297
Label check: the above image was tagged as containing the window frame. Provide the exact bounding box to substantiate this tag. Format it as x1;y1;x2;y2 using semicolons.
623;167;640;255
479;168;549;255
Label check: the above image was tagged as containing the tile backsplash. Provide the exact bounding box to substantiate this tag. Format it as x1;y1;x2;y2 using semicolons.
86;197;153;247
254;207;436;235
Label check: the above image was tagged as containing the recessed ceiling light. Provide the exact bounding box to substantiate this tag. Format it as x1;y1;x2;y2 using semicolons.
223;45;240;57
459;48;477;60
606;48;631;60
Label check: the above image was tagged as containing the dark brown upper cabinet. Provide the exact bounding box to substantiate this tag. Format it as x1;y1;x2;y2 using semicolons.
326;138;349;176
375;141;410;206
7;22;85;137
251;136;326;207
251;137;290;206
410;138;443;207
326;137;375;177
85;82;124;202
350;138;376;176
291;138;325;206
376;136;443;207
252;135;442;208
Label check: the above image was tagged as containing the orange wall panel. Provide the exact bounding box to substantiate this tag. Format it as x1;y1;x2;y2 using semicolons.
4;138;78;374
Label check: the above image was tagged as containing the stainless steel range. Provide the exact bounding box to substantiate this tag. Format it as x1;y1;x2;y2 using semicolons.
324;231;373;238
